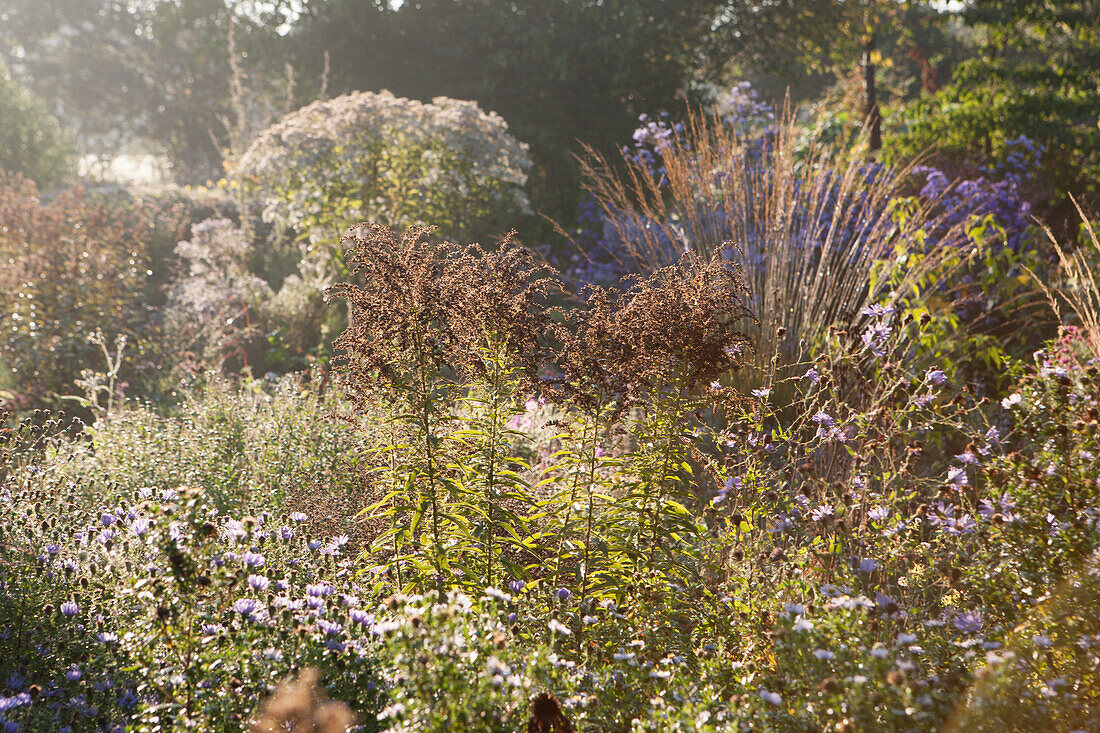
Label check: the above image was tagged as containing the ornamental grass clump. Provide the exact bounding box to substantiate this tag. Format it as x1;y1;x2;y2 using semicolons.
573;107;976;390
328;222;557;590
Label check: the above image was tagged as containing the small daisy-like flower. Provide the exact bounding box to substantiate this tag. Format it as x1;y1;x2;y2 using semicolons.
232;598;260;617
289;512;308;522
555;587;572;602
926;369;947;386
247;574;270;591
129;518;151;536
803;367;820;383
61;601;79;617
751;388;771;399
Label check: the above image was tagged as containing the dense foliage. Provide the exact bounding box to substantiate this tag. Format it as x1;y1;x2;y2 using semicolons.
2;2;1099;731
0;63;73;188
2;208;1099;729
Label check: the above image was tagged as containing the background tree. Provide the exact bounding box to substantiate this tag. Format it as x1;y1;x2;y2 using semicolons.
0;0;297;183
887;0;1100;224
0;61;73;187
288;0;729;222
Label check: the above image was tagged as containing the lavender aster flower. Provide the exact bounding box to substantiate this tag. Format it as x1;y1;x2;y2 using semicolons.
247;574;270;591
953;610;983;635
60;601;79;617
242;552;265;568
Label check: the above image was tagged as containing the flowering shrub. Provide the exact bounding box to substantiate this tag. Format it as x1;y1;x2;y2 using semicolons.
0;175;164;412
235;90;532;250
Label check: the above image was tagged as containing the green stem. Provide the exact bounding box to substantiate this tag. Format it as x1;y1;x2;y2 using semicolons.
555;410;595;588
646;382;686;573
484;355;502;587
580;395;604;604
413;329;444;584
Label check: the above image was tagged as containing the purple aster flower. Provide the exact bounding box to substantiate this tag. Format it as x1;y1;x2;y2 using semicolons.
316;619;343;636
507;579;524;594
861;323;892;358
953;610;983;635
861;304;895;318
45;543;61;556
118;690;139;710
350;609;374;626
100;513;116;527
868;506;889;522
751;388;771;399
129;518;150;536
232;598;259;617
926;369;947;386
96;632;118;645
0;692;32;712
556;587;572;602
97;529;115;545
201;624;224;635
224;520;247;541
65;666;82;682
242;552;265;569
803;367;821;383
279;526;292;540
60;601;79;617
306;583;333;597
307;539;323;551
858;558;879;574
289;512;308;522
947;466;969;487
247;574;270;591
811;504;835;522
955;451;980;466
